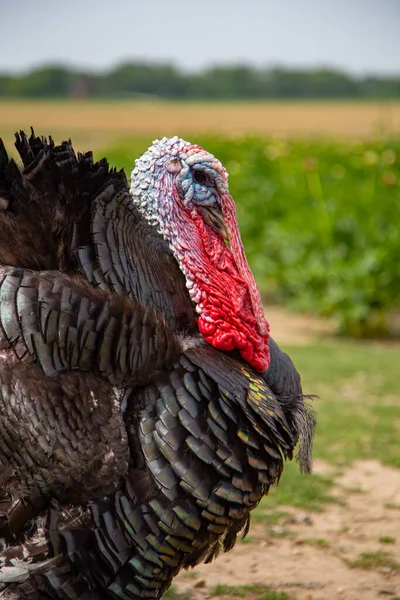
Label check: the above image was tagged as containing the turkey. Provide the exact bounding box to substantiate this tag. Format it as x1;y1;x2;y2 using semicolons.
0;131;315;600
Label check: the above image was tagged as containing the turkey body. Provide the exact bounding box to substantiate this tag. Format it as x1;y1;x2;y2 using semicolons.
0;132;314;599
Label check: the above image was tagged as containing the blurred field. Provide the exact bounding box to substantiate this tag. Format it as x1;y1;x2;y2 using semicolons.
101;134;400;338
1;99;400;151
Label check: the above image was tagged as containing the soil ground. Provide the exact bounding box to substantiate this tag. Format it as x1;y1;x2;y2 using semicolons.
174;460;400;600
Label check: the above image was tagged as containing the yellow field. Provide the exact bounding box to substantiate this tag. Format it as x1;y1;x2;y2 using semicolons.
1;99;399;151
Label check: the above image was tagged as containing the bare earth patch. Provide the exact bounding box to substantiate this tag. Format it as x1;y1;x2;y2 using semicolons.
174;460;400;600
265;307;335;345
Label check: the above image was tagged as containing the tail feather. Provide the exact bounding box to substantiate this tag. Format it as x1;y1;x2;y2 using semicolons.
0;129;127;273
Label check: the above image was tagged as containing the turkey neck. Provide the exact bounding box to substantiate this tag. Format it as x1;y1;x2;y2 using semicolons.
76;188;195;331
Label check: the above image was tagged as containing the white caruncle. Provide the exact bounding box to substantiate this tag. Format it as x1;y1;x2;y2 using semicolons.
129;137;229;321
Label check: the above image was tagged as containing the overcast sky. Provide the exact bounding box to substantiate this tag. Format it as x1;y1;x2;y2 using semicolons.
1;0;399;75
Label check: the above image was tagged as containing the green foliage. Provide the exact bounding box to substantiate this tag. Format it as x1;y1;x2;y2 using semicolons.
100;135;400;337
0;66;83;98
1;63;400;99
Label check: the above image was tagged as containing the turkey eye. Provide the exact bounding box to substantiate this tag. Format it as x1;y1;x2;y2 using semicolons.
193;170;207;185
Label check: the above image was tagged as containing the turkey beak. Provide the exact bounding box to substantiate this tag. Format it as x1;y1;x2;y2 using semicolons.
201;205;229;243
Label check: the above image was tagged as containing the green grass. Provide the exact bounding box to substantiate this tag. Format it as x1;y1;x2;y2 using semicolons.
163;585;179;598
237;535;257;544
163;585;190;599
288;340;400;469
349;550;400;571
177;570;199;580
211;584;290;600
250;509;289;525
301;537;330;548
268;463;336;511
379;536;396;544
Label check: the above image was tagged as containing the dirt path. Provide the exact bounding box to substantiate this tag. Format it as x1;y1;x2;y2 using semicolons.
264;307;335;346
174;460;400;600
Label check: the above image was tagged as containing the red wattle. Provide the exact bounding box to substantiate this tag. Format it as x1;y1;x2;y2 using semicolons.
198;314;270;372
176;187;271;373
198;319;216;336
251;351;269;372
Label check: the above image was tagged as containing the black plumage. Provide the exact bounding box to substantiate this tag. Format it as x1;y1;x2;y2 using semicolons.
0;131;315;600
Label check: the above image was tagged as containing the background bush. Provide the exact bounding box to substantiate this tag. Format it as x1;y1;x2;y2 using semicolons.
100;135;400;338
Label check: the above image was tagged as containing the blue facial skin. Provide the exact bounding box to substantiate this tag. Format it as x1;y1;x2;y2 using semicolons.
178;162;220;207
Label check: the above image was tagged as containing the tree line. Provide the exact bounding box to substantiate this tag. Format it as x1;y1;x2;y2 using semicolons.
1;63;399;99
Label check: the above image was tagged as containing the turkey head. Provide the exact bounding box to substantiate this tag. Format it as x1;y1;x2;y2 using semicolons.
130;137;270;372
